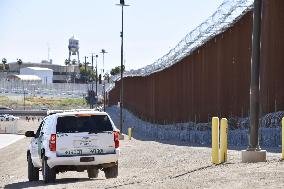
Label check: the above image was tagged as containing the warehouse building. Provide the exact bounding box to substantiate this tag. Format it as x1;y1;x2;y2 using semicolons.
7;74;42;84
20;67;53;84
8;60;82;83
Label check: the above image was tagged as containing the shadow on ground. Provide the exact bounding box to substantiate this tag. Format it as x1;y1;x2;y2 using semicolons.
4;178;104;189
122;130;282;154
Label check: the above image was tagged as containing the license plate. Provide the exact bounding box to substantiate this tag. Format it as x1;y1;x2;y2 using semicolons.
80;157;95;162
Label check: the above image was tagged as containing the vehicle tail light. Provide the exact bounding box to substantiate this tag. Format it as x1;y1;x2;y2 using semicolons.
49;134;56;151
114;132;119;148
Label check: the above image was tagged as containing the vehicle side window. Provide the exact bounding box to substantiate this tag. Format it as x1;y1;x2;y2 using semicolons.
35;121;44;138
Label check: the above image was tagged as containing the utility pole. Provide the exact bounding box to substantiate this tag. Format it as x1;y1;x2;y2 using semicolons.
116;0;129;136
90;54;94;109
95;55;98;98
23;84;25;110
100;49;108;112
84;56;88;84
241;0;266;163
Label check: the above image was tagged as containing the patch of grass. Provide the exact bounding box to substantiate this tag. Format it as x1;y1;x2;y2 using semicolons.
0;95;88;110
59;98;87;107
0;96;10;107
25;97;87;109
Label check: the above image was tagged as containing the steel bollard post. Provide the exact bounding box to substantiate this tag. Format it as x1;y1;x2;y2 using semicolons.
128;128;132;140
220;118;228;163
212;117;219;164
282;118;284;160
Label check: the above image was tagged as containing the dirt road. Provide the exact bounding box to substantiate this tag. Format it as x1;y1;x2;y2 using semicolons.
0;133;284;189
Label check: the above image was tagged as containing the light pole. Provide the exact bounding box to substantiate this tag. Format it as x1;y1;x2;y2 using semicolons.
116;0;129;135
100;49;108;112
95;54;98;98
241;0;266;163
89;53;98;109
84;56;89;84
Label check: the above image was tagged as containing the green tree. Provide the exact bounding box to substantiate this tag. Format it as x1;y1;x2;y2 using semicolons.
78;63;82;68
79;67;96;82
104;73;110;83
110;65;125;76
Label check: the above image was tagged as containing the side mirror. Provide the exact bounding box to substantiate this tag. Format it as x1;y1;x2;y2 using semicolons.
25;131;35;137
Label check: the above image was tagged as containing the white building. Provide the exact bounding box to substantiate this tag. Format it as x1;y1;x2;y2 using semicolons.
20;67;53;84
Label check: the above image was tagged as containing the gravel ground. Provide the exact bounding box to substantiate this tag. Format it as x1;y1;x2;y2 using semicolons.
0;120;284;188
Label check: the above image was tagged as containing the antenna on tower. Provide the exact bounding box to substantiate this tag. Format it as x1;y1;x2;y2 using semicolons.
47;43;50;61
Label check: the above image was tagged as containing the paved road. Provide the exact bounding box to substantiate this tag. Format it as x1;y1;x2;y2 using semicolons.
0;134;24;149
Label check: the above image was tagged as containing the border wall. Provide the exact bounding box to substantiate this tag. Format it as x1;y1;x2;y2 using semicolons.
109;0;284;124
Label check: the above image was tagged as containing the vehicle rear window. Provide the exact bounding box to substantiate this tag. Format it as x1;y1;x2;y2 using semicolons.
56;115;113;133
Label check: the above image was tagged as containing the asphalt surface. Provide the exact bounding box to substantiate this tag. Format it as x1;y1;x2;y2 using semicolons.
0;134;24;149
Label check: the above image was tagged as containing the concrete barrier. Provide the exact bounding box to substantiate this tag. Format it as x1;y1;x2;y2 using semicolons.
0;110;47;116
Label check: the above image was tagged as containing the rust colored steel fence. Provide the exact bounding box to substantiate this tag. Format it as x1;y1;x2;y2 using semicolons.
109;0;284;124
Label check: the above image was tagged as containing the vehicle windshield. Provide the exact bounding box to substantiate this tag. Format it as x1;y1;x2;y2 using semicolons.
56;115;113;133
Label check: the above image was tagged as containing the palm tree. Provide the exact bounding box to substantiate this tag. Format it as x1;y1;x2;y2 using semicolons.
64;59;70;82
64;59;70;66
17;59;22;73
78;62;82;68
1;58;7;72
71;59;77;65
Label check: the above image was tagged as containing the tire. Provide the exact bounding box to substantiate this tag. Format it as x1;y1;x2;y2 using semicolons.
42;156;56;183
28;154;39;181
87;168;99;179
104;163;118;179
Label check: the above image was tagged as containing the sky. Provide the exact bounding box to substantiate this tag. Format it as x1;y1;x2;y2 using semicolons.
0;0;224;73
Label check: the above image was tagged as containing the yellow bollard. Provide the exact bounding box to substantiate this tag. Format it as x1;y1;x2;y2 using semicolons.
220;118;228;163
128;128;132;140
212;117;219;164
282;118;284;160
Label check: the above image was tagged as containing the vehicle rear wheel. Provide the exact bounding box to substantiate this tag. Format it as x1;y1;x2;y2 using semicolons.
28;154;39;181
42;156;56;183
104;163;118;179
87;168;99;178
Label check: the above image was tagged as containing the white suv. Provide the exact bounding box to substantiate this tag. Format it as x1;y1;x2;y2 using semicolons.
25;110;120;183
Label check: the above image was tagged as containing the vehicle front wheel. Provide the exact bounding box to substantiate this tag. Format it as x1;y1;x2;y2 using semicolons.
28;154;39;181
42;156;56;183
87;168;99;179
104;163;118;179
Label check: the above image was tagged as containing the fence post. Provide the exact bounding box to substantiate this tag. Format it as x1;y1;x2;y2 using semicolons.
220;118;228;163
212;117;219;164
